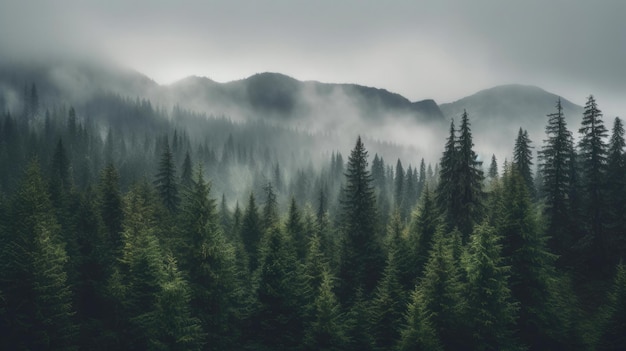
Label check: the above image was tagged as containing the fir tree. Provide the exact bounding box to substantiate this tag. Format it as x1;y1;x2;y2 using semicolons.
1;161;77;350
98;163;124;254
606;117;626;260
241;193;263;272
304;269;347;351
513;128;534;197
180;151;193;190
488;154;499;180
597;263;626;350
538;98;574;255
578;95;609;270
154;138;180;212
463;223;519;350
456;110;485;240
338;136;383;302
395;159;405;212
397;287;443;351
436;119;460;234
409;184;440;278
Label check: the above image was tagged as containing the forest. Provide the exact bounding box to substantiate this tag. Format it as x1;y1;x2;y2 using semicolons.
0;83;625;351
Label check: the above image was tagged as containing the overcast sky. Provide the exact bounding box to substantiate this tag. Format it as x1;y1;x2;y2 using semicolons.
2;0;626;116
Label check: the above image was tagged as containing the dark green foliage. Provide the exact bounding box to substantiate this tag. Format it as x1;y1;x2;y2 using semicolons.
180;151;193;190
154;138;180;212
179;166;241;349
286;197;307;261
397;287;443;351
488;154;499;180
338;136;384;302
418;227;467;350
409;184;440;279
513;128;534;197
98;163;124;253
252;226;304;350
262;182;279;231
606;118;626;260
436;120;459;229
578;95;610;271
538;98;575;255
0;161;77;350
241;193;263;272
597;263;626;350
304;270;347;351
463;223;519;350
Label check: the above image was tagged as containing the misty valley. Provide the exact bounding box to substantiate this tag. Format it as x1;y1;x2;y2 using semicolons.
0;60;625;350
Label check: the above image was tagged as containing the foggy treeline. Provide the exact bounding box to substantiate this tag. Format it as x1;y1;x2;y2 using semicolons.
0;81;625;351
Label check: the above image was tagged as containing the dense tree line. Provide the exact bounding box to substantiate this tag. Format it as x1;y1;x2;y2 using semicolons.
0;86;625;350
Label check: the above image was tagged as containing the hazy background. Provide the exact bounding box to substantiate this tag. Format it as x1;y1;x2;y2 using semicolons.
1;0;625;117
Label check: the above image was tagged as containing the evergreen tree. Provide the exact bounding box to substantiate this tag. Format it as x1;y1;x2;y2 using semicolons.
456;110;485;240
597;263;626;350
538;98;574;255
418;158;426;200
488;154;499;180
179;166;241;349
397;287;443;351
98;163;124;254
418;228;467;350
262;182;279;231
1;161;77;350
344;288;374;350
409;184;440;279
463;223;519;350
436;119;460;234
578;95;609;270
370;246;405;350
180;151;193;190
253;226;304;350
154;138;180;212
241;193;263;271
304;269;347;351
513;128;534;197
338;136;383;302
395;159;405;212
606;117;626;260
286;197;307;261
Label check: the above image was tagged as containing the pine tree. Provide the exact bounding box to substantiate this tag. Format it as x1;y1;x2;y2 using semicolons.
262;182;279;231
456;110;485;240
1;161;77;350
538;98;574;255
397;287;443;351
409;184;440;278
488;154;499;180
606;117;626;260
286;197;307;261
370;246;405;350
463;222;519;350
304;269;347;351
179;166;241;349
395;159;405;212
513;128;534;197
180;151;193;190
578;95;609;270
597;263;626;350
436;119;460;234
498;169;570;349
253;226;304;350
338;136;383;302
98;163;124;254
418;227;467;350
241;193;263;272
154;138;180;212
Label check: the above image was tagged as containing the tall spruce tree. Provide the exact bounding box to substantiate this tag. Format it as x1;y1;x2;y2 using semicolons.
1;161;77;350
338;136;383;302
578;95;609;270
456;110;485;241
513;128;534;197
464;222;519;350
436;119;460;233
154;138;180;212
395;159;405;212
606;117;626;260
538;98;574;255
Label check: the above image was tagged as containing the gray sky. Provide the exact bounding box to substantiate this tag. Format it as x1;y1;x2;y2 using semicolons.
2;0;626;116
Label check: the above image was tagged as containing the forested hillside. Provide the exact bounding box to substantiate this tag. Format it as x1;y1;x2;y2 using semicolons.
0;79;625;350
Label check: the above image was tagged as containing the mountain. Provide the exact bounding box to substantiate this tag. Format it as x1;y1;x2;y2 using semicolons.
439;84;584;163
163;72;445;127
